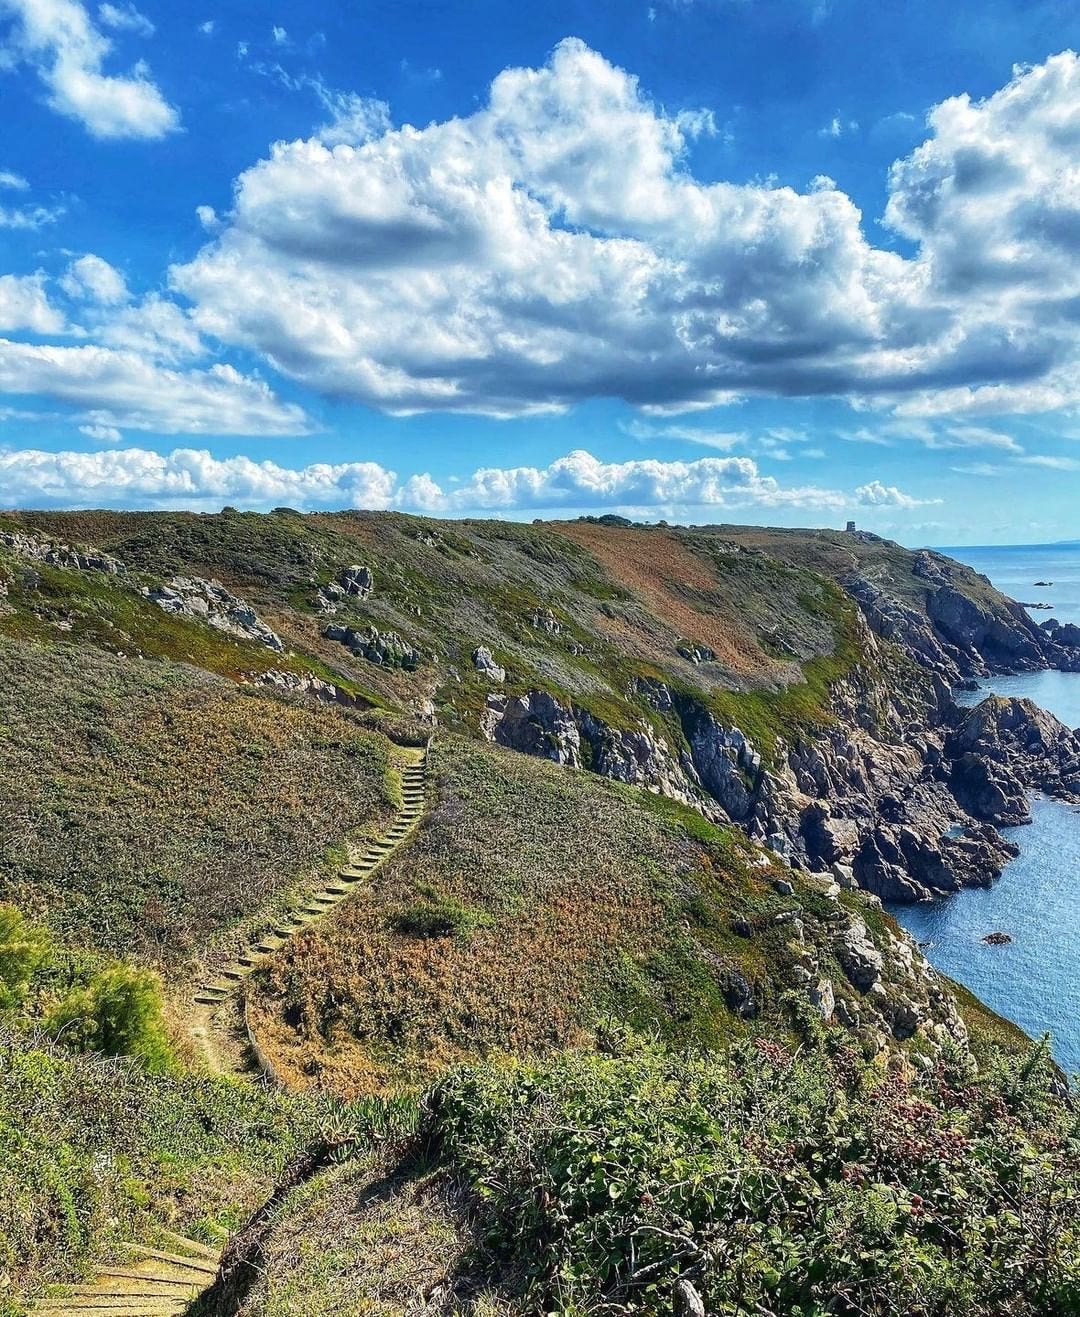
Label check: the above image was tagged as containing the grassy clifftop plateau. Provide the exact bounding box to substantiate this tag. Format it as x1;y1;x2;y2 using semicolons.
3;506;1006;775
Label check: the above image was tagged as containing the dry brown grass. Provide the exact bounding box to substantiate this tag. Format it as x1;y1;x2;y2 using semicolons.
245;736;802;1097
558;522;785;679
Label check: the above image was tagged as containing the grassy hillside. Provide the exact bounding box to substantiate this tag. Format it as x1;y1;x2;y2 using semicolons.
1;508;897;756
0;636;394;962
246;735;966;1095
0;1028;322;1309
0;508;1056;1317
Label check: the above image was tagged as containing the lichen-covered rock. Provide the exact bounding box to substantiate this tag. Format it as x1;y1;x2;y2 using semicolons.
809;977;835;1020
529;607;561;635
144;577;284;651
1;530;125;576
316;565;374;612
835;917;884;991
250;668;365;707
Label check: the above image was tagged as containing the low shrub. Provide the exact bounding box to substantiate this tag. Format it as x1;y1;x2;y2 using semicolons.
429;1035;1080;1316
0;905;50;1011
45;964;173;1072
391;897;492;940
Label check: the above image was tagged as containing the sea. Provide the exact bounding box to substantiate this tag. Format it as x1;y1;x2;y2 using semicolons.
889;543;1080;1079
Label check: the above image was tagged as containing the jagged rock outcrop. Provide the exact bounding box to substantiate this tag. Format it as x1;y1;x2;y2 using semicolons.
472;646;506;683
529;607;561;635
481;690;580;765
315;565;373;612
480;688;723;814
251;668;367;708
947;696;1080;801
843;575;967;680
841;549;1080;678
323;623;421;670
677;641;717;664
144;577;284;652
0;530;125;576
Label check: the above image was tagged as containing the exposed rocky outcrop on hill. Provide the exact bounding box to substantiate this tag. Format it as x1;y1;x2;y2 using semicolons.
315;564;373;612
144;576;285;651
0;529;126;576
323;622;422;670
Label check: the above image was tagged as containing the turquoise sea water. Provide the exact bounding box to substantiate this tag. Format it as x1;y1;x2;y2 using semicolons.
890;543;1080;1078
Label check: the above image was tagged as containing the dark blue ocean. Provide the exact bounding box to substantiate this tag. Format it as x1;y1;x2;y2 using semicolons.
889;543;1080;1079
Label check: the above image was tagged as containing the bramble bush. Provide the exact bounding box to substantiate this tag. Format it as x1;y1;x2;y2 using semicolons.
428;1031;1080;1315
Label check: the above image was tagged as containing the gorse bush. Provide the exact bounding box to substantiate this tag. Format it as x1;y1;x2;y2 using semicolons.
391;896;493;940
0;905;50;1011
429;1034;1080;1316
46;964;173;1072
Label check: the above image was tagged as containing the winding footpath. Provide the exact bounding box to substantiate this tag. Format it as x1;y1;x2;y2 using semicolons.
32;745;429;1317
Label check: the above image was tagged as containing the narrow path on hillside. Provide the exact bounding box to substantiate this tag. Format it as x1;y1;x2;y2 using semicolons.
30;745;430;1317
189;743;428;1076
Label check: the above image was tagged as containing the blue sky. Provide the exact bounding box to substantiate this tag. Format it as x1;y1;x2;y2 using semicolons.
1;0;1078;544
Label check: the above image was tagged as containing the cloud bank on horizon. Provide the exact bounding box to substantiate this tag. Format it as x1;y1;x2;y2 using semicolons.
0;445;935;515
0;2;1078;530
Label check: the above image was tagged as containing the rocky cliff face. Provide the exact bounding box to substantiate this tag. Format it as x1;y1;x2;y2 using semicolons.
481;584;1080;910
844;544;1080;680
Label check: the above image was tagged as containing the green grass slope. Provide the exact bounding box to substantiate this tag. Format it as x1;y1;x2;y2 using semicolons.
0;636;394;963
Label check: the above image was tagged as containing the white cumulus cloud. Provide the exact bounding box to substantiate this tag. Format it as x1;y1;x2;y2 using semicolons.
170;42;1080;420
0;339;309;434
1;0;178;138
60;253;129;304
0;443;935;513
0;273;66;333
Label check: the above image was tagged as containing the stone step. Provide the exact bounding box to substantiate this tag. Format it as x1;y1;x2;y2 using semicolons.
93;1269;202;1289
116;1247;216;1277
34;1303;189;1315
155;1232;219;1262
56;1287;199;1301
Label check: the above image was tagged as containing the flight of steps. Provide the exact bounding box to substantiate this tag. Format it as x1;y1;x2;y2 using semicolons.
194;750;428;1007
33;1231;220;1316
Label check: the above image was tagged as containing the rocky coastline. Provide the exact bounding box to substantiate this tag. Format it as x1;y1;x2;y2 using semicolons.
482;541;1080;907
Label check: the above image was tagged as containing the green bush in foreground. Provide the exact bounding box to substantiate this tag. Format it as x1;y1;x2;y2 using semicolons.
45;964;173;1073
429;1034;1080;1316
0;1029;329;1307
